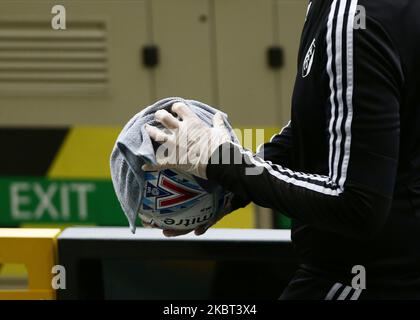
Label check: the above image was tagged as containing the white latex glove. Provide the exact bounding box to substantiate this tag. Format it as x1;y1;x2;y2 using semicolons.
143;102;231;179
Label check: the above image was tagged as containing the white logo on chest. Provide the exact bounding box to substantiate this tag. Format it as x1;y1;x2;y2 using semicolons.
302;38;316;78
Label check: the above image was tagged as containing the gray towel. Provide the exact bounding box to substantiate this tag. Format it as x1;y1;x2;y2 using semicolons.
110;97;238;233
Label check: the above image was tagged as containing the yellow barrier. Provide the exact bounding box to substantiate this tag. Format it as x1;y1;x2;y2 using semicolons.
0;228;61;300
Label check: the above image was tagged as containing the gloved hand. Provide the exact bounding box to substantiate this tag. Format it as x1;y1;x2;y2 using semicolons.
143;102;231;179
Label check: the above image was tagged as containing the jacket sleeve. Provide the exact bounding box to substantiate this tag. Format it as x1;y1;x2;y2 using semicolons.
256;121;293;167
208;10;403;240
230;121;294;211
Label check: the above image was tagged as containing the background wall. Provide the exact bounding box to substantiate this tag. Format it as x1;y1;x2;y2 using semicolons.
0;0;308;229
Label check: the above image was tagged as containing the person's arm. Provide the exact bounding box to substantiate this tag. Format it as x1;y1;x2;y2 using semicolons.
207;12;404;240
256;121;293;167
230;121;294;211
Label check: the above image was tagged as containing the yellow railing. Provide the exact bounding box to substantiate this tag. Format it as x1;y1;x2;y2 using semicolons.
0;228;61;300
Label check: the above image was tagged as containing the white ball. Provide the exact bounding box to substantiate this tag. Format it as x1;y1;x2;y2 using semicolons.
139;169;226;230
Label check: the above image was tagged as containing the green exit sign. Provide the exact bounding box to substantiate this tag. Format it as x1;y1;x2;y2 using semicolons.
0;177;128;226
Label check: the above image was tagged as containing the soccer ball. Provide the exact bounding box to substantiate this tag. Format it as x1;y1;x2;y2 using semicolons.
139;169;230;230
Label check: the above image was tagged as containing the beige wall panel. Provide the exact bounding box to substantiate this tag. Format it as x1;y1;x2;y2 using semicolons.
214;0;278;127
152;0;213;104
0;0;151;126
276;0;308;124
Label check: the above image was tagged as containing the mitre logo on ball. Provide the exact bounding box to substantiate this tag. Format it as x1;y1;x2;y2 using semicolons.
139;169;227;230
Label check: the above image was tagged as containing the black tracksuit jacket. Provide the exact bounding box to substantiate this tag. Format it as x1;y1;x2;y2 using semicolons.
207;0;420;289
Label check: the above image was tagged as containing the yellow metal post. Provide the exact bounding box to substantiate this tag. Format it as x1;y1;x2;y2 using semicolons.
0;228;61;300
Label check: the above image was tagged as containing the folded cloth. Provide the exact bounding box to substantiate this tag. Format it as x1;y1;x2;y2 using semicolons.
110;97;238;233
